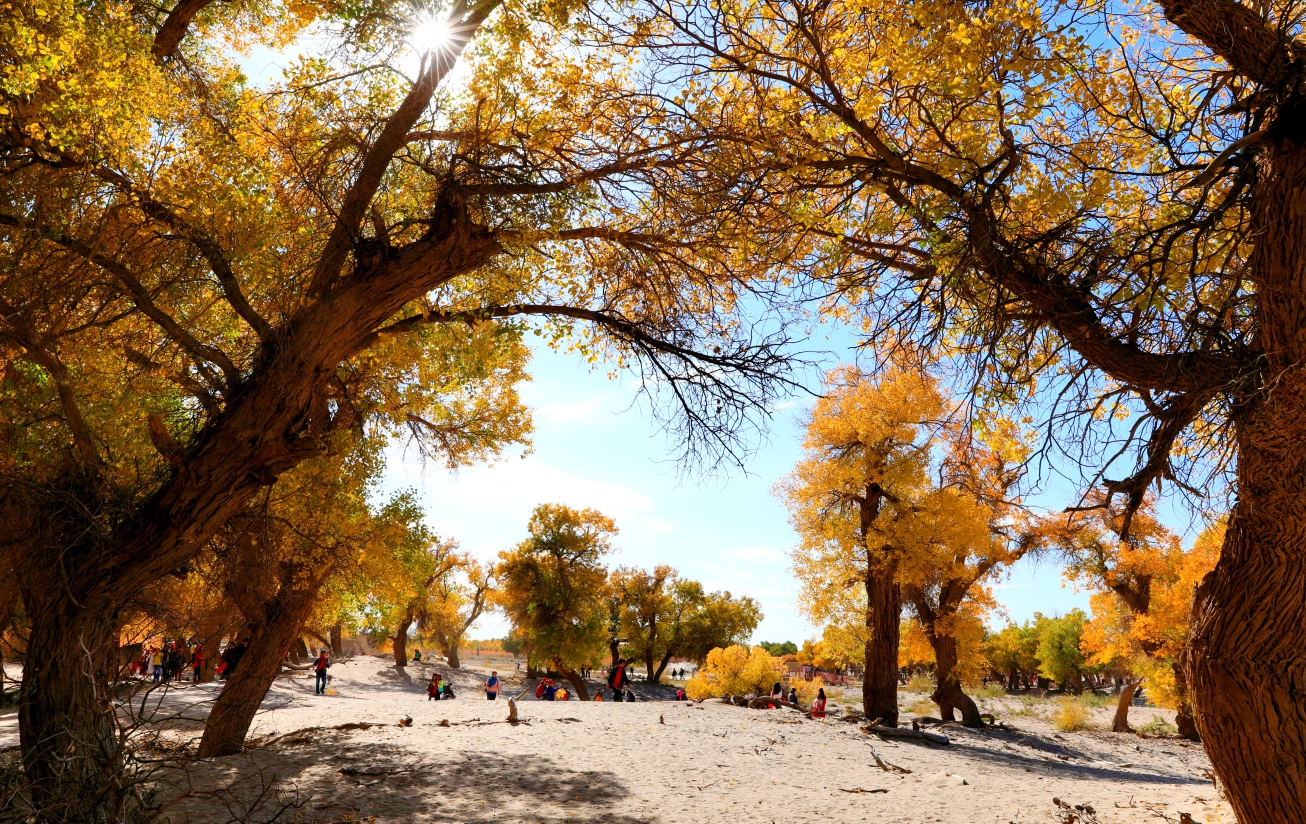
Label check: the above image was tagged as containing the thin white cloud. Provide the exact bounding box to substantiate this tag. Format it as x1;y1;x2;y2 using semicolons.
724;547;784;561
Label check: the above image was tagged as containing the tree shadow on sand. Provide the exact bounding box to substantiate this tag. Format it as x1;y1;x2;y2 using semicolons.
168;736;646;823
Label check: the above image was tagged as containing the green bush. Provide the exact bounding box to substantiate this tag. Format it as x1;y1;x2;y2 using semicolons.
1137;715;1178;736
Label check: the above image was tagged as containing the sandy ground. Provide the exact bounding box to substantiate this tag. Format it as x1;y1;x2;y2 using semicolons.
41;655;1225;824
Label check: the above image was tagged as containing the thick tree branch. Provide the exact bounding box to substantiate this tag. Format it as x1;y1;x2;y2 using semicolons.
0;213;239;386
90;168;275;341
1154;0;1306;88
151;0;216;61
0;299;102;472
308;0;502;297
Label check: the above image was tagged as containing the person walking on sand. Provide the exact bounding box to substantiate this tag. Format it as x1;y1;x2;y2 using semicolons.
811;688;827;719
486;671;501;701
150;646;163;682
607;658;629;701
313;649;331;695
191;644;204;683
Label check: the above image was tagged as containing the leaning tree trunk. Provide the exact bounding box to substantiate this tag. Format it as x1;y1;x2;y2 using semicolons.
929;631;982;727
1112;680;1141;733
18;593;125;821
1181;139;1306;823
197;584;319;757
558;665;590;701
291;636;309;665
330;622;343;657
862;560;901;726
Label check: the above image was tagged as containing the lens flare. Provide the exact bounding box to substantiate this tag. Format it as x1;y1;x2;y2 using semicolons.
411;14;448;53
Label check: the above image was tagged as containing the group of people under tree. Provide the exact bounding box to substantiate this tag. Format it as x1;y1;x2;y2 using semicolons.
4;0;1306;818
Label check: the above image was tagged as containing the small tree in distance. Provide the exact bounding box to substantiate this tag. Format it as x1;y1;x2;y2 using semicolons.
495;504;615;700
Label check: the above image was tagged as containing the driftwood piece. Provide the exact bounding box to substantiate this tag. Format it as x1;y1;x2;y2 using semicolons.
863;724;950;745
747;696;803;710
507;697;519;724
838;787;888;794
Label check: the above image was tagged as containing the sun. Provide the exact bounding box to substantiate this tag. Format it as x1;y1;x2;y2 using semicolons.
411;14;449;54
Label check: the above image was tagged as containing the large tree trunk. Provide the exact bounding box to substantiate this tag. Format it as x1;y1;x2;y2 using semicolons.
18;594;125;820
393;614;412;669
197;584;319;758
291;636;309;665
330;622;343;657
862;560;901;726
1181;139;1306;822
653;650;674;683
444;637;461;669
929;630;982;727
1112;680;1141;733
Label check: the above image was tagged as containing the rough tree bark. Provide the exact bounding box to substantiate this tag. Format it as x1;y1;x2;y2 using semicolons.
18;588;122;818
863;559;901;727
330;622;343;657
928;630;983;727
197;575;323;757
857;483;901;727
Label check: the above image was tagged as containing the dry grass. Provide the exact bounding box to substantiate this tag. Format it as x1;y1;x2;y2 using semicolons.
906;696;937;716
904;673;934;693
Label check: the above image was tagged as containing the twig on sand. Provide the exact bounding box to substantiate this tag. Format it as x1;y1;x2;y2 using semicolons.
867;744;911;774
839;787;888;794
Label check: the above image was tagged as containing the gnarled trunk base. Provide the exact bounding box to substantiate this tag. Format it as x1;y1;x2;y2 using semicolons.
1112;680;1141;733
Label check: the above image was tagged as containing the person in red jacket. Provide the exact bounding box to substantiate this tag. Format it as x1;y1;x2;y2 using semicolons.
607;658;629;701
313;649;331;695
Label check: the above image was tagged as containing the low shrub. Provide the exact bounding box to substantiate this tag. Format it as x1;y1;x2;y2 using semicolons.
904;673;934;693
905;696;937;716
1077;691;1113;708
1137;715;1178;737
973;683;1006;700
1052;697;1093;731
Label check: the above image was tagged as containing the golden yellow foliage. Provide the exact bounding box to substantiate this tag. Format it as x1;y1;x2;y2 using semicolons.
685;645;782;698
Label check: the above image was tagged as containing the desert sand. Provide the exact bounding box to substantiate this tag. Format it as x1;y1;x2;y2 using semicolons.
7;655;1218;823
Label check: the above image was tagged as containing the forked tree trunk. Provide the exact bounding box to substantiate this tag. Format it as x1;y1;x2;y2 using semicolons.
1180;138;1306;822
197;583;319;758
444;638;461;669
929;631;982;727
291;636;309;665
18;595;125;820
330;622;343;657
1112;680;1141;733
862;560;901;726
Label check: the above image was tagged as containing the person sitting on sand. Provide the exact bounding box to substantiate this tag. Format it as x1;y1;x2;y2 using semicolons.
771;682;783;700
427;674;440;701
787;687;798;705
413;649;422;662
812;688;827;719
675;688;685;701
555;687;569;701
542;680;557;701
442;679;456;699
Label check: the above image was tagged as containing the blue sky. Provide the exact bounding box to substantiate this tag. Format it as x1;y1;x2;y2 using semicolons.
380;332;1105;644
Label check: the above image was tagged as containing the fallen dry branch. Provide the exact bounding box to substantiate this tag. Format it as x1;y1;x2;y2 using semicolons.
867;744;911;774
863;724;950;745
747;696;803;710
839;787;888;794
